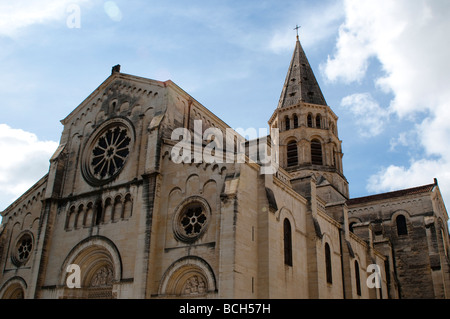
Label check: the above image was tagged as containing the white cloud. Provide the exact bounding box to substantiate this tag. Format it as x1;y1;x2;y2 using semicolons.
322;0;416;86
0;124;58;211
325;0;450;204
389;130;417;152
323;0;450;115
340;93;390;138
321;25;373;83
0;0;90;37
367;159;450;196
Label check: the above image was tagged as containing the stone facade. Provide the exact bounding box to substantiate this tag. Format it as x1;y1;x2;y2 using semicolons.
0;40;449;299
348;183;450;298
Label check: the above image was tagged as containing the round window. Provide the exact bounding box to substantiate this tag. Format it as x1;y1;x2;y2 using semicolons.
173;197;210;243
81;119;134;186
11;233;33;267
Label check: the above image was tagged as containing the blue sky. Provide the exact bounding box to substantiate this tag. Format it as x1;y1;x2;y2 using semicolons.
1;0;450;216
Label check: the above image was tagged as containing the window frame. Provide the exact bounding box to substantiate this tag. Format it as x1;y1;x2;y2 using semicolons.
396;214;408;236
284;218;293;266
325;243;332;284
286;140;298;167
311;139;323;165
355;260;361;296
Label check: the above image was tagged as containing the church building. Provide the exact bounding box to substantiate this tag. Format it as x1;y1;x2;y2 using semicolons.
0;36;449;299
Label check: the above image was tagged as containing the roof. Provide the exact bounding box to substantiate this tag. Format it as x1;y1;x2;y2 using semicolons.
346;182;436;206
60;71;168;125
277;38;327;108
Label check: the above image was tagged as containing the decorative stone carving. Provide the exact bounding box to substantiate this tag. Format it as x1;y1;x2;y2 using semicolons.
90;265;114;287
183;275;206;295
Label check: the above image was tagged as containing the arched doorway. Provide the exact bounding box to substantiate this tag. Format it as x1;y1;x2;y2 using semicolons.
2;284;25;299
159;256;216;298
0;277;27;299
60;236;121;299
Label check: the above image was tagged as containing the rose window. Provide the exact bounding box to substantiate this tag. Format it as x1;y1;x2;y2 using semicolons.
91;126;131;179
180;206;207;237
11;233;33;266
173;197;211;243
17;237;32;262
82;119;134;186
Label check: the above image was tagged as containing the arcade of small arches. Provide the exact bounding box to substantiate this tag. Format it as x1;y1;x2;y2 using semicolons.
65;193;133;230
277;112;337;136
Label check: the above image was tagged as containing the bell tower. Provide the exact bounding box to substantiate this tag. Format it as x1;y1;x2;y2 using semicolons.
268;35;349;199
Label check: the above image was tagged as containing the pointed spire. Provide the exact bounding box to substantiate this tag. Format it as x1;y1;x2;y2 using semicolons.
277;36;327;108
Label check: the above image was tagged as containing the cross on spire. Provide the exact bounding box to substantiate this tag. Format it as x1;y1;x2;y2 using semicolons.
294;25;301;40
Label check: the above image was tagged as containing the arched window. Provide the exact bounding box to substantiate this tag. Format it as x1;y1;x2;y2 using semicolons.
284;219;293;266
67;206;76;230
316;114;321;128
355;260;361;296
307;114;313;127
85;203;94;227
95;200;103;226
287;141;298;167
293;114;299;128
396;215;408;236
285;116;290;131
113;196;123;221
333;149;340;170
349;222;356;233
76;205;85;229
123;194;133;219
325;243;332;284
311;139;323;165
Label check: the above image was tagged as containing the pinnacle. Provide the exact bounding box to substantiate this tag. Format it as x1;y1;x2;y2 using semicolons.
277;38;327;108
